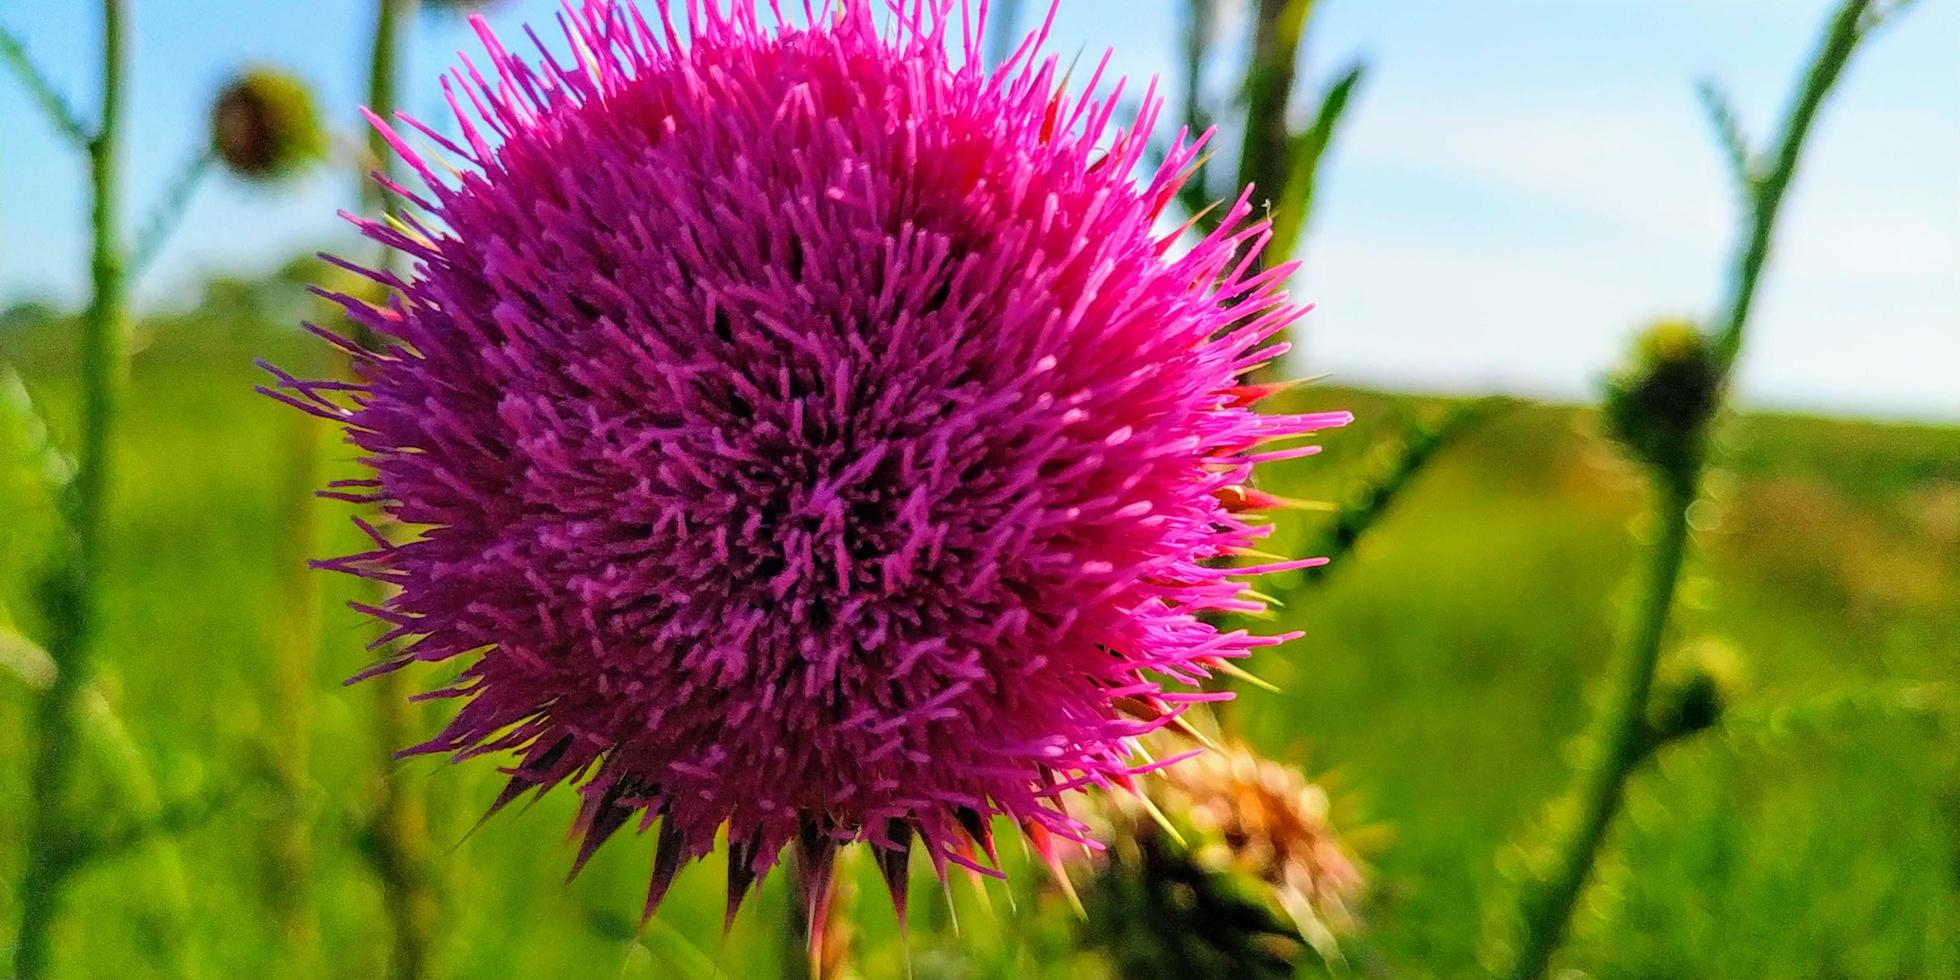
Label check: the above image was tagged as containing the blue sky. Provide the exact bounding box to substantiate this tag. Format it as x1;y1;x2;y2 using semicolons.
2;1;1954;418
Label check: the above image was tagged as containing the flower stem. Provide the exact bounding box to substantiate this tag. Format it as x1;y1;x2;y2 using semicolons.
13;1;128;976
355;3;438;977
1488;3;1900;975
1498;476;1694;980
264;406;325;951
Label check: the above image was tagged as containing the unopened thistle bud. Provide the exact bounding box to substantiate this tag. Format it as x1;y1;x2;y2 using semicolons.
1079;743;1366;974
210;68;325;183
1602;319;1722;487
1649;637;1746;745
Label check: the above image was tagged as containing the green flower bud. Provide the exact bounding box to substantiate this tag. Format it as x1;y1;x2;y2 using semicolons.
1601;319;1722;486
210;68;326;183
1649;638;1746;745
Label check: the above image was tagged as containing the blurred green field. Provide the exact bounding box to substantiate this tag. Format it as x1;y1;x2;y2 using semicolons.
3;314;1957;978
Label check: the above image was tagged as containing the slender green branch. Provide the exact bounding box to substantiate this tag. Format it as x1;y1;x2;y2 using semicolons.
128;149;217;282
0;602;57;690
1693;79;1753;189
14;2;130;975
1710;0;1871;370
0;362;77;522
1297;397;1504;589
262;407;326;950
77;780;237;866
1173;0;1218;222
0;24;90;146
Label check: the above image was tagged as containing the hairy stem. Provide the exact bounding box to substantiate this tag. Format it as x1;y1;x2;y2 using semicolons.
14;2;128;976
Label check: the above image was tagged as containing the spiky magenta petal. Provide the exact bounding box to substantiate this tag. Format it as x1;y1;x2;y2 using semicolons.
270;0;1348;917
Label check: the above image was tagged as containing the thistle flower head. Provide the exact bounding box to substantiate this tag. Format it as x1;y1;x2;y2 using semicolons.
264;0;1346;930
210;67;325;182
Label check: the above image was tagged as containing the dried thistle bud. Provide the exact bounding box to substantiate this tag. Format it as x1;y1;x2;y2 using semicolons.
1602;318;1722;486
1079;742;1367;974
210;68;325;182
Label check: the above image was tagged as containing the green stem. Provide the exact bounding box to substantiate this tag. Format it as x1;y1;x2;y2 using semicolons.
1236;0;1316;383
264;409;325;951
370;674;437;980
0;24;90;146
1711;0;1871;370
1298;398;1502;590
14;2;127;976
1492;3;1897;974
357;3;437;977
1500;477;1695;980
128;150;216;283
1173;0;1218;223
363;0;413;225
1235;0;1312;220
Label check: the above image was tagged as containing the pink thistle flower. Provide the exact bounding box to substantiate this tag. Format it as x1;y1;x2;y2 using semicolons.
263;0;1348;934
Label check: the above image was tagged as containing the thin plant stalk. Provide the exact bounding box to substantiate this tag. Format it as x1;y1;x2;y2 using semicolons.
1492;2;1902;975
13;1;130;975
264;405;325;951
1174;0;1361;380
128;149;216;281
352;1;438;976
1236;0;1313;219
1498;477;1695;980
1297;397;1505;589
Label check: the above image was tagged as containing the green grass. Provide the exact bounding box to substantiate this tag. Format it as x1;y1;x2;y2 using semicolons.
3;326;1956;977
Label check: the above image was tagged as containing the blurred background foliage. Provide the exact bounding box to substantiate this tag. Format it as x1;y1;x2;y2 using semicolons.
3;0;1957;977
3;293;1955;976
